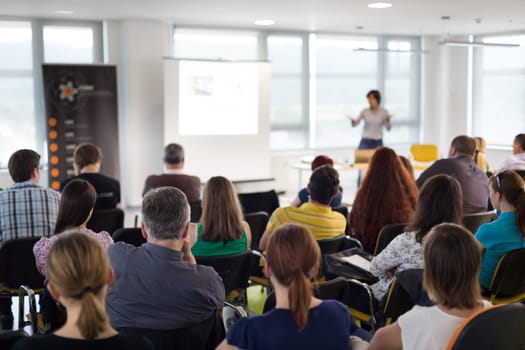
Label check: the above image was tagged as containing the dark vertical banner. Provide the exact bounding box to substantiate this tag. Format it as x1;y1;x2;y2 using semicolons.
42;64;119;190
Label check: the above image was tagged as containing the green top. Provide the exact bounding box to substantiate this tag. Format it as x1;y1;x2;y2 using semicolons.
191;223;248;257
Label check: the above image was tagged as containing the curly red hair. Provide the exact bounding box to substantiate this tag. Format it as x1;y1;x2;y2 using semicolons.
349;147;418;253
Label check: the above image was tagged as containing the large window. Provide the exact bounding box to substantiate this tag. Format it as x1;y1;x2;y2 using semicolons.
43;25;98;63
473;34;525;146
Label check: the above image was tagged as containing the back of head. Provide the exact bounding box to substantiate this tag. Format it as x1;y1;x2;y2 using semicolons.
474;137;486;153
311;155;334;171
74;143;103;169
8;149;40;183
423;223;482;309
451;135;476;158
399;155;415;180
164;143;185;165
266;224;320;330
474;137;488;170
408;175;463;243
201;176;244;242
308;165;340;205
46;232;110;340
54;179;97;234
142;186;190;240
514;134;525;152
489;170;525;236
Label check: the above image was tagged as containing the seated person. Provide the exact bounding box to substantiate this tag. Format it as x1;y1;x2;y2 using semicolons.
416;135;489;214
33;179;114;330
475;170;525;289
259;166;346;251
474;136;490;173
370;175;463;301
290;155;343;208
191;176;251;257
496;133;525;172
369;223;491;350
218;224;370;350
142;143;201;202
106;187;225;330
60;143;120;210
350;147;418;253
399;155;415;180
14;233;153;350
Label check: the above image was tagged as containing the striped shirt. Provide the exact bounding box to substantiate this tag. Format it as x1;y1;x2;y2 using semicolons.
0;180;60;241
266;202;346;240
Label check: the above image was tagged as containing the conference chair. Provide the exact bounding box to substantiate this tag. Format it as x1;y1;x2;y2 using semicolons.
118;310;225;350
0;237;45;330
189;200;202;223
112;228;146;247
238;190;280;216
373;223;407;256
462;210;497;234
87;208;124;234
333;206;350;234
486;248;525;304
0;330;28;350
317;235;363;280
222;301;247;333
347;278;378;332
445;303;525;350
243;211;269;250
410;144;438;171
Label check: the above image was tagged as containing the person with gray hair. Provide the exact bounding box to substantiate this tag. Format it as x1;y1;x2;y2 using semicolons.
142;143;201;201
106;187;225;330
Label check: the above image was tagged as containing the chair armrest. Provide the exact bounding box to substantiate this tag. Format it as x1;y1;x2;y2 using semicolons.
18;285;38;334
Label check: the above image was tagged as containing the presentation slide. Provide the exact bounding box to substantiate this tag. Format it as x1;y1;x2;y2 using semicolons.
178;61;258;135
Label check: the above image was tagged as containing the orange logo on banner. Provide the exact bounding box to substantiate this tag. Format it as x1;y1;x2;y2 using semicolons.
49;130;58;139
48;118;57;127
50;168;60;178
50;156;59;165
49;143;58;152
51;181;60;190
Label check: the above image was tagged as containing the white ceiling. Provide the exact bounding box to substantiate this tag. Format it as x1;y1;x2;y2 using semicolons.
1;0;525;36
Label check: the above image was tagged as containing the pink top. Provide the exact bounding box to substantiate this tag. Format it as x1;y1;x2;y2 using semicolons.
33;227;113;277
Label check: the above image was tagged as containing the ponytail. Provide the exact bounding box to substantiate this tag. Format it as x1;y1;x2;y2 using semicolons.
515;189;525;238
287;270;313;331
77;288;109;340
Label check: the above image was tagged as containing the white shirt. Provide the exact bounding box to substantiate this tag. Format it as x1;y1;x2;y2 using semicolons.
354;107;391;140
496;153;525;172
398;302;492;350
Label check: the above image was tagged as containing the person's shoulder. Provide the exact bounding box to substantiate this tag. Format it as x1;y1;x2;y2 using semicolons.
92;173;120;186
318;299;349;316
12;334;56;350
110;334;154;349
108;241;139;258
60;176;76;189
398;304;434;325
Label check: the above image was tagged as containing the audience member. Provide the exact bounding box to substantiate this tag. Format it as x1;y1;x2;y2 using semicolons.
370;175;463;300
290;155;343;208
474;136;490;173
416;135;489;214
0;149;60;329
60;143;121;210
142;143;201;201
218;224;370;350
191;176;251;256
349;147;418;253
475;170;525;289
369;223;490;350
399;155;415;180
13;233;153;350
106;187;225;330
496;133;525;172
259;166;346;251
33;179;114;331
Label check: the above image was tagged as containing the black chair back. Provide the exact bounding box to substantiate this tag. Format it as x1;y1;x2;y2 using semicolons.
0;330;28;350
489;248;525;300
244;212;269;250
0;238;44;293
374;223;407;256
462;211;497;234
87;208;124;234
196;251;253;296
118;310;225;350
447;303;525;350
190;200;202;223
317;235;358;255
332;206;350;234
238;190;279;216
112;228;146;247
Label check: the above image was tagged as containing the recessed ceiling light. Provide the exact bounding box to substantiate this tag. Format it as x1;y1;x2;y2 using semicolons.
254;19;275;26
368;2;392;8
55;10;74;15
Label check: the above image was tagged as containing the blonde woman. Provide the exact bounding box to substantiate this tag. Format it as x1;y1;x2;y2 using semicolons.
191;176;251;256
14;233;153;349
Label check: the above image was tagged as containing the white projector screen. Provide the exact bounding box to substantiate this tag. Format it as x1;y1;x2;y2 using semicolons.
164;59;272;182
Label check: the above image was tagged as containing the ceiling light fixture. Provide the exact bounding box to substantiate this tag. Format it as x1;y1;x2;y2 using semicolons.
55;10;74;15
439;40;520;48
354;48;428;54
254;19;275;26
368;2;392;9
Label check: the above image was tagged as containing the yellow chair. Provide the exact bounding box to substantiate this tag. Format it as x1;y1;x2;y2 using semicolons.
410;144;439;171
